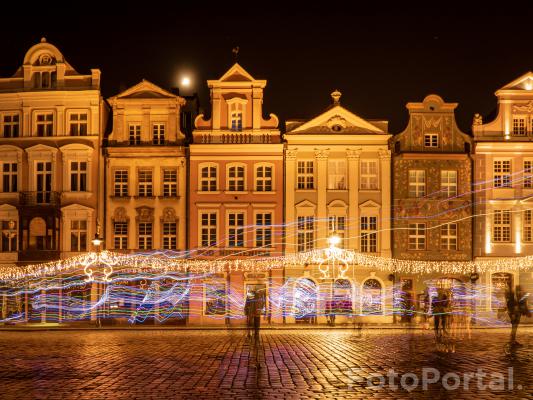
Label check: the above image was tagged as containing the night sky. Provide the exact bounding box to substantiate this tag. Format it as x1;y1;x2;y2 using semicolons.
1;9;533;133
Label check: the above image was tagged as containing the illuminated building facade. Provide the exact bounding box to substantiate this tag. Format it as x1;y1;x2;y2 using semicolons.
188;64;284;325
0;38;108;268
284;91;393;324
473;72;533;313
391;95;473;317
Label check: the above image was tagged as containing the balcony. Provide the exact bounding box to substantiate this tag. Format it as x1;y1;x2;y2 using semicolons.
19;191;61;207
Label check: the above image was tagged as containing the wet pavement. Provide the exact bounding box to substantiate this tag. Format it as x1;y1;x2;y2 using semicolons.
0;328;531;399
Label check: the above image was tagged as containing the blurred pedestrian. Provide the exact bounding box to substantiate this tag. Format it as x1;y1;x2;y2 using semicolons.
506;285;531;346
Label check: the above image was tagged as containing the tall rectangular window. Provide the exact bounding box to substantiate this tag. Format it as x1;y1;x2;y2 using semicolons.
152;123;165;145
297;216;314;252
201;212;217;247
424;133;439;147
69;113;88;136
440;223;457;250
493;160;511;188
1;163;17;193
138;222;153;250
1;221;17;252
114;170;128;197
138;170;153;197
227;212;245;247
163;169;177;197
70;220;87;252
227;166;245;191
297;161;314;189
524;210;533;243
513;117;526;136
493;210;511;242
3;114;19;138
360;160;378;190
524;160;533;189
408;223;426;250
327;159;347;190
408;170;425;197
70;161;87;192
36;113;53;137
441;170;457;197
360;216;377;253
162;222;177;250
230;111;242;131
113;222;128;250
200;166;217;191
255;165;272;192
129;124;141;145
255;213;272;248
328;215;346;248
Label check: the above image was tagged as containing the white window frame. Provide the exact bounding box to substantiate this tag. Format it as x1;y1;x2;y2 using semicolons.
138;222;153;250
512;115;527;136
524;210;533;243
113;169;129;197
441;170;457;197
113;221;128;250
68;111;88;136
424;133;439;147
0;162;18;193
254;211;273;248
226;210;246;248
199;163;218;192
70;219;88;252
328;159;347;190
226;98;247;131
69;161;88;192
493;210;511;242
440;223;458;250
137;169;153;197
493;160;511;188
297;215;315;252
524;160;533;189
35;111;54;137
408;223;426;250
360;160;379;190
408;170;426;198
152;123;165;145
129;123;141;145
162;221;177;250
162;168;178;197
297;160;314;190
226;163;246;192
255;163;273;192
199;211;218;248
1;113;20;138
360;215;378;253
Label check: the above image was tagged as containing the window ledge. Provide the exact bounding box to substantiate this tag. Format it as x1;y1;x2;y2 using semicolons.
296;189;315;193
327;189;348;192
224;191;249;195
197;191;221;195
62;191;92;199
158;195;181;199
134;196;156;200
252;191;276;195
110;195;131;200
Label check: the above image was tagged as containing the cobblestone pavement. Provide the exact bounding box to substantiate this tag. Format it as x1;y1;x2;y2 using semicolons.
0;328;532;399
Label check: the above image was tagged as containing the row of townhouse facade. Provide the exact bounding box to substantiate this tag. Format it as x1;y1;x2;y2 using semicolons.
0;38;532;325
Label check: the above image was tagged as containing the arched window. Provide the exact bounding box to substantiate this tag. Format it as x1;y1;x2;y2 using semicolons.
255;164;273;192
361;278;383;315
199;164;217;192
227;164;246;191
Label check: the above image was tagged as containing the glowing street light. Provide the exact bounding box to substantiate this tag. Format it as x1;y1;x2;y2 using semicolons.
328;234;341;247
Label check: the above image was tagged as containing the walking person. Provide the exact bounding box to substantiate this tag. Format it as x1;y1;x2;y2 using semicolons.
432;290;449;341
506;285;530;346
244;289;255;338
252;289;266;338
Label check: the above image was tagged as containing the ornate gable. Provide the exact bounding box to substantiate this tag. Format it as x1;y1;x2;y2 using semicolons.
108;80;181;103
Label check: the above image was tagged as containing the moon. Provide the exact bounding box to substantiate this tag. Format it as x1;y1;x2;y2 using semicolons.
181;77;191;87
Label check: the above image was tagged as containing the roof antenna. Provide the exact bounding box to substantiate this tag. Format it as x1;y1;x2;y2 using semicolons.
232;46;240;62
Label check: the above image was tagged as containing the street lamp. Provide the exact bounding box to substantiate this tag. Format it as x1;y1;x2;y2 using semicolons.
328;234;341;247
91;235;103;249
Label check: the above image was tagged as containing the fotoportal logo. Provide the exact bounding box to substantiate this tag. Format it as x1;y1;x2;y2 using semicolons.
346;367;521;392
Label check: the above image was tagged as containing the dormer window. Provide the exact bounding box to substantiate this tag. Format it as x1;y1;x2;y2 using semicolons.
33;71;56;89
226;98;247;132
424;133;439;147
231;110;242;131
512;116;527;136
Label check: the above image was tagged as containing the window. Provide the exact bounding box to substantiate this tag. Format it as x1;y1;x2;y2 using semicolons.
200;165;217;191
34;71;56;89
360;216;377;253
255;213;272;248
408;223;426;250
440;223;457;250
227;212;245;247
162;222;177;250
424;133;439;147
2;114;19;138
200;212;217;247
255;165;273;192
69;113;88;136
1;220;17;252
1;163;17;193
153;123;165;145
360;160;378;190
36;113;53;137
297;161;314;189
408;170;425;197
493;160;511;188
362;279;383;315
114;170;128;197
70;162;87;192
129;124;141;145
70;220;87;252
163;169;177;197
297;216;314;252
524;161;533;189
328;215;346;248
114;222;128;250
227;165;245;191
229;103;243;131
524;210;533;243
328;159;347;190
138;170;153;197
138;222;153;250
204;282;226;315
513;117;526;136
493;210;511;242
441;170;457;197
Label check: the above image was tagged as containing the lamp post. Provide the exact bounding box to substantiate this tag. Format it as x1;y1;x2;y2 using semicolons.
91;233;103;326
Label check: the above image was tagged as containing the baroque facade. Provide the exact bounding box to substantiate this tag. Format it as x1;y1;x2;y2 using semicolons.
0;38;107;267
284;90;392;323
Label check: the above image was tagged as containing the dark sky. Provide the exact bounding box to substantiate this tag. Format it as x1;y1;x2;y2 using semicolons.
1;9;533;133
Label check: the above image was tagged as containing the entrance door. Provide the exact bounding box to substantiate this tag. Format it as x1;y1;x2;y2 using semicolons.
36;162;52;203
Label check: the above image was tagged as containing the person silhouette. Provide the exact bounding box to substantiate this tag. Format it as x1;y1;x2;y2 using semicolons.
506;285;530;346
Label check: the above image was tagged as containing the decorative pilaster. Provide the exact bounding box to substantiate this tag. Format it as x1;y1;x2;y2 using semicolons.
315;148;329;249
379;149;392;257
285;148;297;254
347;148;362;251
